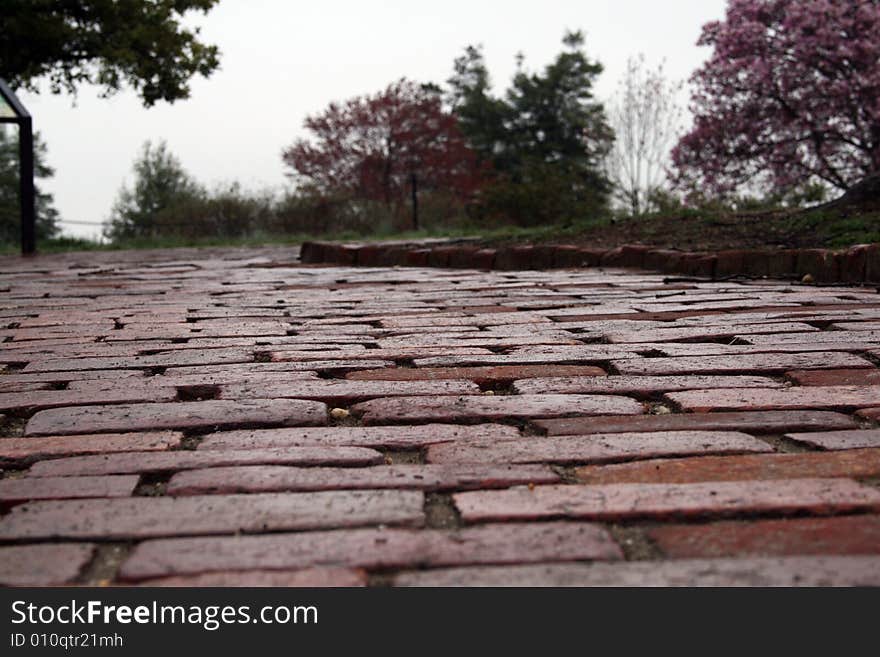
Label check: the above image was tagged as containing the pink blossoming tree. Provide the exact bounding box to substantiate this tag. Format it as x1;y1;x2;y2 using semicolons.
671;0;880;198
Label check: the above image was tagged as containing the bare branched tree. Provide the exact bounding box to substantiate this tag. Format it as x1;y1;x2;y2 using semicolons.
606;55;683;215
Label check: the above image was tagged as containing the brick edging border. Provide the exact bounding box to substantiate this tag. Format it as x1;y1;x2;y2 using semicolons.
300;241;880;284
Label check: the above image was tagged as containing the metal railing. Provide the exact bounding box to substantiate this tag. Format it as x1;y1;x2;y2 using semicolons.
0;77;35;256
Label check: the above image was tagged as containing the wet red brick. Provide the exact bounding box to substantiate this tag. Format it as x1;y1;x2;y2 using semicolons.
0;385;177;413
787;368;880;386
745;330;880;344
218;379;481;404
0;490;425;540
648;515;880;558
668;385;880;412
784;429;880;450
346;364;607;383
513;375;781;395
574;448;880;484
26;446;384;477
0;369;147;384
197;423;521;450
21;348;257;372
0;475;139;507
164;360;396;377
143;568;368;587
392;556;880;586
614;352;872;375
427;431;770;465
167;463;560;495
453;478;880;523
269;347;494;362
0;543;97;586
352;394;644;424
0;431;182;461
119;522;622;581
535;410;857;436
25;399;328;436
605;322;817;344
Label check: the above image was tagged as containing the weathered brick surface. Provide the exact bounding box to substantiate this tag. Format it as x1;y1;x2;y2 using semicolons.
166;464;560;495
426;431;770;465
217;379;481;403
7;246;880;586
25;447;384;477
352;394;644;424
668;385;880;412
615;352;873;375
25;399;328;436
22;348;258;372
0;385;177;413
119;522;622;581
575;448;880;484
513;375;782;395
392;556;880;586
0;543;97;586
453;479;880;522
605;322;817;343
0;490;425;540
197;423;521;450
787;368;880;386
346;364;607;383
535;410;857;436
143;568;369;587
0;475;138;507
784;429;880;450
648;515;880;558
0;431;182;461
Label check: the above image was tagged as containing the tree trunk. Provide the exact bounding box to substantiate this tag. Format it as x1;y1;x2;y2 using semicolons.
817;172;880;212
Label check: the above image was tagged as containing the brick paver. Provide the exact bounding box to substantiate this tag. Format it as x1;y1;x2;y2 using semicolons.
4;246;880;587
119;522;622;581
352;394;645;424
0;543;97;586
425;431;771;465
392;556;880;586
144;568;369;587
166;463;560;494
647;515;880;558
535;410;858;436
0;490;425;540
453;479;880;522
574;448;880;484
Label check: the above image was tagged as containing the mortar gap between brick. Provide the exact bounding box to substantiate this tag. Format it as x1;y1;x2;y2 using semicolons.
609;524;663;561
424;492;462;529
76;543;132;586
134;472;173;496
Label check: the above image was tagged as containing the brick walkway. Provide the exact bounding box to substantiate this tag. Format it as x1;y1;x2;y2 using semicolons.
1;246;879;586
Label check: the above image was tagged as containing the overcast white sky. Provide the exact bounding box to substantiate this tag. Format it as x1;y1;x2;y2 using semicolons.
18;0;728;239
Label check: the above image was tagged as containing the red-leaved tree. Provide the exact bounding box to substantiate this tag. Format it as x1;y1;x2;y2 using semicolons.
283;79;484;224
672;0;880;197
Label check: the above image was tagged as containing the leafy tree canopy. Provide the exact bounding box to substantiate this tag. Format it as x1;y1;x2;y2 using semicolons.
672;0;880;197
104;139;203;240
0;127;59;244
283;79;484;212
0;0;221;106
447;32;614;223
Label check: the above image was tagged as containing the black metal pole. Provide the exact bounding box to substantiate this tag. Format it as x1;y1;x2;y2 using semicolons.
19;117;35;255
410;172;419;231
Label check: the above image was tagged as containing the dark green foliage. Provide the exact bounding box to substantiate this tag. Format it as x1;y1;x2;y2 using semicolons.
103;140;204;241
0;0;220;106
448;32;614;225
0;126;59;245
